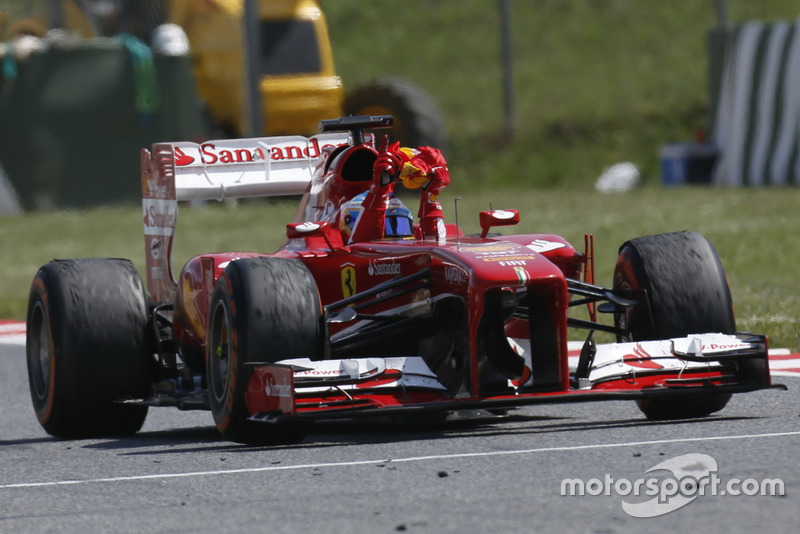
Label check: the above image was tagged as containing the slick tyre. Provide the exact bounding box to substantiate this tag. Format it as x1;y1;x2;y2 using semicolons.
206;258;323;445
344;77;447;149
613;231;735;420
26;259;153;438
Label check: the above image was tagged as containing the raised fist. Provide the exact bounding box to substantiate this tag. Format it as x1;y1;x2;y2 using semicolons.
373;151;403;187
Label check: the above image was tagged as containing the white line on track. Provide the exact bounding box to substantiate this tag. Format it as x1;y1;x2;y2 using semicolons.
3;430;800;490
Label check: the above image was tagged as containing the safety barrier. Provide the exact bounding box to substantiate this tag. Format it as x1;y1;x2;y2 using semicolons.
710;21;800;186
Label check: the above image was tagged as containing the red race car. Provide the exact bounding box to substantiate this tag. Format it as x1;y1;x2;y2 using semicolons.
26;116;781;444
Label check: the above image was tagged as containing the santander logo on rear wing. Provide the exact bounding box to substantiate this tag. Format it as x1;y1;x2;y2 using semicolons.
140;132;350;302
145;133;350;202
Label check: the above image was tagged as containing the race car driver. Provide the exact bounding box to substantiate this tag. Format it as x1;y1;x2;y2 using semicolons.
344;142;450;244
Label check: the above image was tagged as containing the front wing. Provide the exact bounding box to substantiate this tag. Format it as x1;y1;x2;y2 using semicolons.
244;332;781;424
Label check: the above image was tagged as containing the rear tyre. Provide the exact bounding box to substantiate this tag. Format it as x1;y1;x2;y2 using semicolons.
344;77;447;149
613;231;735;420
206;258;323;444
26;259;152;438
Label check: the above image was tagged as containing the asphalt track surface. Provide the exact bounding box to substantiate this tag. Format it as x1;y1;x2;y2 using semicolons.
1;330;799;534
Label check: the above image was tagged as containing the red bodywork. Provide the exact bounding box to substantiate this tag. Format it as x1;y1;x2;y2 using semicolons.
139;117;775;425
173;232;583;398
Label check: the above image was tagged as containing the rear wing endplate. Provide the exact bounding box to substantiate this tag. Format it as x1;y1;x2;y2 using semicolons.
140;133;350;302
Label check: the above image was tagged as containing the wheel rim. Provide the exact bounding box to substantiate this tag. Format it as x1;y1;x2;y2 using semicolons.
208;300;231;405
28;302;51;401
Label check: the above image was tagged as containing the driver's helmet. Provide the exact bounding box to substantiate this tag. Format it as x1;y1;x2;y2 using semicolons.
339;192;414;241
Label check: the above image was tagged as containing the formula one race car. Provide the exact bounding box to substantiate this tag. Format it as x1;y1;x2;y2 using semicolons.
26;115;780;444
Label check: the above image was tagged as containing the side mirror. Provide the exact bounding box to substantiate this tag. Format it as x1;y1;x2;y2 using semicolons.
286;221;330;239
479;209;519;238
286;221;344;249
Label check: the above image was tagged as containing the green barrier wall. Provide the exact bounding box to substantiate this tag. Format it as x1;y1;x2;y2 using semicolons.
0;38;205;210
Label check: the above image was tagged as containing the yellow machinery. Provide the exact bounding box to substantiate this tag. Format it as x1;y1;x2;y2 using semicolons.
1;0;445;145
169;0;342;137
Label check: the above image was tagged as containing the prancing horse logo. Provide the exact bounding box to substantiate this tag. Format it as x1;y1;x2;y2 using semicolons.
340;265;356;298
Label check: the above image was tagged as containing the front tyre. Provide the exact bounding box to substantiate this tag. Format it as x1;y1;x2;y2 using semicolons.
26;259;153;438
613;231;735;420
206;258;323;444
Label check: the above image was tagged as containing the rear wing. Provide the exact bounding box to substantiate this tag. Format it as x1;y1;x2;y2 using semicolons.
140;133;350;302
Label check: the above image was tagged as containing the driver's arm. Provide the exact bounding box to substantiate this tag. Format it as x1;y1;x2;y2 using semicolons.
349;150;402;243
405;146;450;244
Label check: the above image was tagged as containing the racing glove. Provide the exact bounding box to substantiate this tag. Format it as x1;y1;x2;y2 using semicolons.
412;147;450;243
373;146;404;186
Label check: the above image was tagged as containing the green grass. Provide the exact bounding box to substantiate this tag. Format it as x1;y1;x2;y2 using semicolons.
2;186;798;351
327;0;800;188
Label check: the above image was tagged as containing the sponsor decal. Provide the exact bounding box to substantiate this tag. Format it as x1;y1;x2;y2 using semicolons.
498;260;527;266
444;265;468;284
174;147;196;166
150;237;163;260
462;242;537;263
480;254;537;263
247;366;294;414
295;369;345;377
703;342;751;352
142;198;177;236
198;144;267;165
513;266;529;285
264;373;293;398
174;138;331;167
367;259;401;276
463;243;519;252
341;264;356;298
